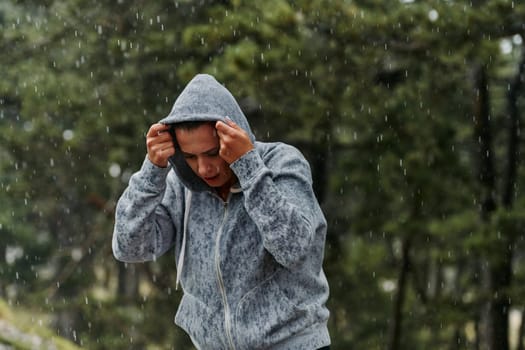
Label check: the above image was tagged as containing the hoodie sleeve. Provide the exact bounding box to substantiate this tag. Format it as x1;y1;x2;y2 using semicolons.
230;143;326;269
112;157;181;263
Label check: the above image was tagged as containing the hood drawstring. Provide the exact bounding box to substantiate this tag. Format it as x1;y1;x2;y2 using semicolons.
176;189;191;290
230;183;242;194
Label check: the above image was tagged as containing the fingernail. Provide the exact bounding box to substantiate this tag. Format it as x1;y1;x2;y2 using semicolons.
225;116;233;122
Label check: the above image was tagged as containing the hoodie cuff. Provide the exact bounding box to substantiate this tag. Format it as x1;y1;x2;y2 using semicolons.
139;156;171;189
230;149;265;189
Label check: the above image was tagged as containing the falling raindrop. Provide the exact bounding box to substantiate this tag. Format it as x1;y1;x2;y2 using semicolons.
71;248;83;261
63;129;74;141
109;163;121;178
428;9;439;22
500;39;513;55
23;121;33;131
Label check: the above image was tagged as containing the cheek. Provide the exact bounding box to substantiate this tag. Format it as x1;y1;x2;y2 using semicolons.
185;159;198;173
215;159;231;175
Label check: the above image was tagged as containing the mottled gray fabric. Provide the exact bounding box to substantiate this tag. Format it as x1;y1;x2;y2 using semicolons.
112;74;331;349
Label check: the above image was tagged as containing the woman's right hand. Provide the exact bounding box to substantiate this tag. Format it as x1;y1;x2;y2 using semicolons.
146;123;175;168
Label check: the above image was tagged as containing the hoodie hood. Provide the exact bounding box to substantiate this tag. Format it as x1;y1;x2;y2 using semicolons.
159;74;255;192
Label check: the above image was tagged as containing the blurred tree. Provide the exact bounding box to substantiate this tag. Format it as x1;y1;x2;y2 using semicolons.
0;0;196;348
1;0;525;349
159;1;525;349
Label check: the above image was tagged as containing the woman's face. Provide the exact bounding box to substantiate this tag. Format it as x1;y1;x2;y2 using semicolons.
175;123;236;194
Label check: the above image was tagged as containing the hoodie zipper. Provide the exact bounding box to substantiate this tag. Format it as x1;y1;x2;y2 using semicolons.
215;199;236;350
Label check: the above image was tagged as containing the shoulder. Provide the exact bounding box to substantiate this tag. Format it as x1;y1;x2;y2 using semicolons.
165;168;187;194
255;141;306;162
255;141;312;174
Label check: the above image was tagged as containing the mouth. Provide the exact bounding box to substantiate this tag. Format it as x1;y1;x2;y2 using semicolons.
204;174;219;182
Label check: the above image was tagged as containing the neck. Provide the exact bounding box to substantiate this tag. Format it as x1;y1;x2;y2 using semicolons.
216;175;237;202
217;187;230;202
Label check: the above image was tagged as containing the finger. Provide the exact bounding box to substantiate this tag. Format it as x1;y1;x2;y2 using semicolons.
149;143;175;164
147;123;170;137
152;138;174;148
147;130;173;146
149;123;168;134
147;135;173;156
215;120;228;131
161;144;175;158
224;116;241;129
215;121;236;136
155;130;173;142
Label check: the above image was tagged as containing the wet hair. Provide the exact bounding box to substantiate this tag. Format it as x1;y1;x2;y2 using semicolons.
173;120;215;131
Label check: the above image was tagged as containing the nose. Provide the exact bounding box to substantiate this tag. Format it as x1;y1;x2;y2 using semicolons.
197;157;213;177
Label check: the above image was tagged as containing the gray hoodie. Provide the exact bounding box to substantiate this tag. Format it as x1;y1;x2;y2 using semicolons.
112;74;330;349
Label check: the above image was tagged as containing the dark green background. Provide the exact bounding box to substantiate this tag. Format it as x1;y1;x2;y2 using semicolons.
1;1;525;349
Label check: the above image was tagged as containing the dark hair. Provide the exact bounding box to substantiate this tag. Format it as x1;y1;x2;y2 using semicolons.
173;120;215;131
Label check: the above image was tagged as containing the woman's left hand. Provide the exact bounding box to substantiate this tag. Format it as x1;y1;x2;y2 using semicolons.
215;118;254;164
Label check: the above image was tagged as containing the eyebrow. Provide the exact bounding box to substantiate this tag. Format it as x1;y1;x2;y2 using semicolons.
181;147;219;157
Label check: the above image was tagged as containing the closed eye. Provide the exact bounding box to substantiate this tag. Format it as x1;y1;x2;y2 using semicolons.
205;148;220;157
181;146;219;159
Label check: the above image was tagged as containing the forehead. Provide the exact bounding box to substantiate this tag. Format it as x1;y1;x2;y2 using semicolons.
175;123;218;153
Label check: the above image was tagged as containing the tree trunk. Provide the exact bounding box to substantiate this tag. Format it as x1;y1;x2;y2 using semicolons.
117;263;139;301
502;44;525;209
473;42;525;350
387;236;411;350
489;44;525;350
450;326;465;350
500;44;525;350
471;63;503;350
472;64;496;220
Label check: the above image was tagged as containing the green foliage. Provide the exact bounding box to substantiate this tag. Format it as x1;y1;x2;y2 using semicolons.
0;298;81;350
1;0;525;349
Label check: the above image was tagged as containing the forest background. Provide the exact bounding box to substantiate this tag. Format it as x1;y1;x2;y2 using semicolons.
1;0;525;349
